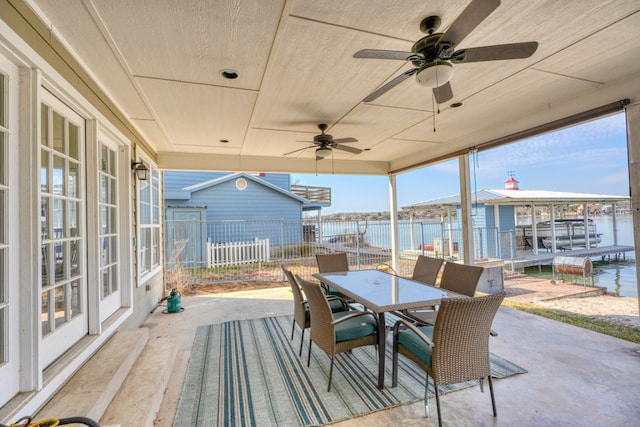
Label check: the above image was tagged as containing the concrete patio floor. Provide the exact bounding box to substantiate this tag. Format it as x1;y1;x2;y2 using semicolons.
148;285;640;427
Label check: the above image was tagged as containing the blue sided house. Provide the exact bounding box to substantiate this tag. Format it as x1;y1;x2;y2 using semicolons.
164;171;327;266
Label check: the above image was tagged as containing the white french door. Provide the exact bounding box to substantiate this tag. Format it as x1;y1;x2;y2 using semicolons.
0;53;20;407
97;138;121;321
40;91;88;367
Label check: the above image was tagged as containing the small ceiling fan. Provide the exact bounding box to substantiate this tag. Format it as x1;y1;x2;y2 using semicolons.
283;123;362;160
354;0;538;104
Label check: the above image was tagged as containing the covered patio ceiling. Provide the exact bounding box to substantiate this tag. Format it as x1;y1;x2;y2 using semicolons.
24;0;640;175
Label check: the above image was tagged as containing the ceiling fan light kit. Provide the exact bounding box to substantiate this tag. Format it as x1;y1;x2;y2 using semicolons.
283;123;362;159
354;0;538;103
315;146;332;158
415;61;454;88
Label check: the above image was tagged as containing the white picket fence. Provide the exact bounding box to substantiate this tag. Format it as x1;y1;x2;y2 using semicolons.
207;237;271;268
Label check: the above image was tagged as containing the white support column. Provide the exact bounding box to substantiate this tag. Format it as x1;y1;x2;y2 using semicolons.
550;204;557;253
612;202;618;246
531;204;539;255
459;155;474;264
494;204;501;258
625;103;640;315
388;174;400;273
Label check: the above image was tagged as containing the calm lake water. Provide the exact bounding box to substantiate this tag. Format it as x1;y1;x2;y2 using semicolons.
524;215;637;297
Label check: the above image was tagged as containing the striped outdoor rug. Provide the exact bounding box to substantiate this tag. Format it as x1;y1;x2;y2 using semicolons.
174;315;526;427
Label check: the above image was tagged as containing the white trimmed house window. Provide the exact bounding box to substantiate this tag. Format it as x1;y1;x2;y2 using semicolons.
137;163;161;281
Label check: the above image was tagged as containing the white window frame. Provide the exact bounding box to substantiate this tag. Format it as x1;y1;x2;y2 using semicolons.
136;158;162;284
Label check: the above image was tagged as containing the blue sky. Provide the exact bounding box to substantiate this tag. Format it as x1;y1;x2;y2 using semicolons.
292;112;629;214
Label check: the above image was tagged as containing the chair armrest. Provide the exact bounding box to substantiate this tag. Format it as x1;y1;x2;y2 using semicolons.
326;295;350;310
392;318;435;348
393;309;434;327
331;310;378;327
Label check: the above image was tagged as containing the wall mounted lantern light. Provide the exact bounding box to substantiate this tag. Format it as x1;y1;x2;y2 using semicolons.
131;160;149;181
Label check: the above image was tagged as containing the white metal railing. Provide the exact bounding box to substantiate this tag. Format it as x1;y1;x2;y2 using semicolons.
207;237;271;267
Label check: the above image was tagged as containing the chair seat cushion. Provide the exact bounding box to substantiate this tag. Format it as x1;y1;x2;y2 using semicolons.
335;313;377;342
398;325;434;366
305;299;346;322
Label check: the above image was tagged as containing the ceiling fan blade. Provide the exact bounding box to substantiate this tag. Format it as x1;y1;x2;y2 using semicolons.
433;82;454;104
334;144;363;154
283;145;315;156
451;41;538;63
440;0;501;46
332;137;358;144
354;49;417;61
363;68;419;102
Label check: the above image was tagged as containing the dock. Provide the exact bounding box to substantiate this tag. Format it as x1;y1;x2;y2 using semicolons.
505;245;634;269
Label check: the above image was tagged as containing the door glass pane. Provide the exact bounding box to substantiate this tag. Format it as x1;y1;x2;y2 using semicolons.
0;307;5;362
0;249;5;303
41;197;50;240
109;149;115;175
0;189;4;243
0;134;5;185
0;74;4;127
41;149;49;193
53;199;65;238
54;286;66;327
52;111;64;154
68;123;79;160
110;177;116;205
41;244;50;285
41;290;51;336
70;241;80;277
54;242;66;281
69;161;79;198
70;280;81;318
110;206;117;234
110;264;117;293
41;104;49;147
53;155;64;195
101;236;108;266
100;145;108;172
110;236;117;264
101;267;109;298
100;175;107;203
69;201;79;232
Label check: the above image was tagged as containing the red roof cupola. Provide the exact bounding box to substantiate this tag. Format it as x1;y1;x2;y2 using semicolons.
504;172;519;190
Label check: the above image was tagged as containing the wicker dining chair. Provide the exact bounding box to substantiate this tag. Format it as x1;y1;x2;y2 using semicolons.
411;255;444;285
404;261;484;325
281;264;348;356
315;253;351;298
392;291;506;427
438;262;484;297
297;275;379;392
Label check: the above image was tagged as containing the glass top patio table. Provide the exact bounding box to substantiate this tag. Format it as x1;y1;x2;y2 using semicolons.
313;269;456;313
313;269;464;389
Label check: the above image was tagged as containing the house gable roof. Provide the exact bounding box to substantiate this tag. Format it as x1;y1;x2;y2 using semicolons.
173;172;309;204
